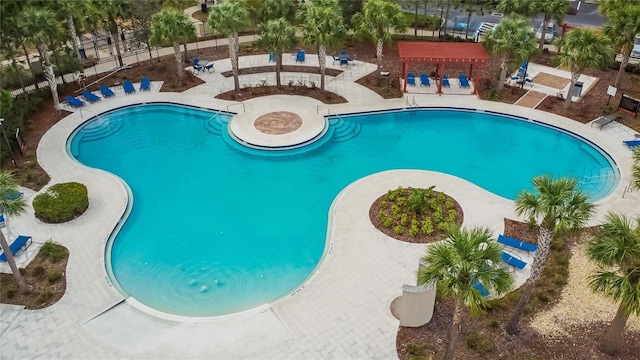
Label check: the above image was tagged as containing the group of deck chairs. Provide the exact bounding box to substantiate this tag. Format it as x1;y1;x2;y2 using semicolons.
65;77;151;108
406;73;470;88
0;199;33;264
472;234;538;297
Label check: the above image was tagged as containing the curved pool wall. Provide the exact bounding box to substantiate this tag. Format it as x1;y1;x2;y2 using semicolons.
67;103;619;317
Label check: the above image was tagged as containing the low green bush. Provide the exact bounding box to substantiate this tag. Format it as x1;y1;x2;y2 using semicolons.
33;182;89;223
37;290;53;303
47;270;63;283
31;265;46;277
40;240;67;263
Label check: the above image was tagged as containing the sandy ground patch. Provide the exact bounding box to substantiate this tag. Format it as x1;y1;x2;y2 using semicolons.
533;72;571;89
530;241;640;338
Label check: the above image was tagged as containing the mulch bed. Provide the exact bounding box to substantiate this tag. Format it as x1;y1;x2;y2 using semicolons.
395;220;640;360
219;65;343;78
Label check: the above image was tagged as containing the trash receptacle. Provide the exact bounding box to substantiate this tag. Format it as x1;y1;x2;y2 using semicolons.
201;3;208;13
573;81;584;97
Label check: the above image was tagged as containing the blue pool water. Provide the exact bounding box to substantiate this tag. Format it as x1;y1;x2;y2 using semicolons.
69;103;618;316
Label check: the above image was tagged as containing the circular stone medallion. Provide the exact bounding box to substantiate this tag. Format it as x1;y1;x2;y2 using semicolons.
254;111;303;135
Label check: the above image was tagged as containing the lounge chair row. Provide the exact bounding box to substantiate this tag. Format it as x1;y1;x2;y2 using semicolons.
406;73;469;88
65;78;151;108
0;235;32;262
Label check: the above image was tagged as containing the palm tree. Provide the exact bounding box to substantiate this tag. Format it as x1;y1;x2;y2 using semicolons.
207;0;249;92
599;0;630;16
260;0;297;23
505;175;596;335
352;0;407;72
150;9;196;83
256;18;296;87
587;213;640;355
497;0;535;17
554;29;613;109
51;0;87;62
632;150;640;191
297;0;347;90
0;171;29;295
19;7;62;110
91;0;132;68
483;15;538;91
602;4;640;88
533;0;569;50
418;225;513;360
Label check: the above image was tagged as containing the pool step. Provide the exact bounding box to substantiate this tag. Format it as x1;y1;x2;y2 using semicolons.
329;117;361;143
204;115;229;135
579;167;618;200
79;116;124;141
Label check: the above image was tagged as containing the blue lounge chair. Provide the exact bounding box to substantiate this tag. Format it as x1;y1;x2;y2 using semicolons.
123;80;135;94
81;90;101;103
269;52;276;62
3;191;23;200
497;235;538;252
623;139;640;149
407;72;416;86
99;85;115;98
204;62;214;73
458;74;470;88
0;235;32;262
420;74;430;87
140;77;151;91
0;214;5;228
442;74;450;87
296;50;305;63
501;251;527;270
472;281;489;297
340;58;349;67
65;95;85;108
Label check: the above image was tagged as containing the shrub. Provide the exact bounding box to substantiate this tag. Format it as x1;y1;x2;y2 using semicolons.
465;333;496;355
37;290;53;303
5;289;17;299
32;265;46;277
33;182;89;223
47;270;63;283
40;240;66;263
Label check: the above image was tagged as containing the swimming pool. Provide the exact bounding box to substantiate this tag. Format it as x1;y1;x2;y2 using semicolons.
68;103;619;317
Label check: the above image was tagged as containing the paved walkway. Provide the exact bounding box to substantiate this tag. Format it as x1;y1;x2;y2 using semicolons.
1;52;639;359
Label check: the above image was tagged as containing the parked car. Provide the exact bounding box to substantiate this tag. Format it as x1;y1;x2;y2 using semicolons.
631;34;640;59
535;22;556;44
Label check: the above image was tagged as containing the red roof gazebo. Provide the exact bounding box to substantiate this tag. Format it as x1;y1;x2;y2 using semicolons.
397;42;491;94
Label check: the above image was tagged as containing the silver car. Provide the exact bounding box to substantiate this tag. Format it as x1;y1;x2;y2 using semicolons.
631;35;640;59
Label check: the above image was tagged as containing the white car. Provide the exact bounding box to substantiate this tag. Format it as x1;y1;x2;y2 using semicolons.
535;22;556;44
631;34;640;59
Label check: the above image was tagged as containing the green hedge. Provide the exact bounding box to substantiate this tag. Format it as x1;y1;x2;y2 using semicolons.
33;182;89;223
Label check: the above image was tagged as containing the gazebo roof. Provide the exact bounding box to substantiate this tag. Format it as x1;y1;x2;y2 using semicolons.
397;41;490;63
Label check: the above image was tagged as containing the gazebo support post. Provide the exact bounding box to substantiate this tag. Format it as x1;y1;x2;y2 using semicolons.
403;61;409;93
437;62;444;94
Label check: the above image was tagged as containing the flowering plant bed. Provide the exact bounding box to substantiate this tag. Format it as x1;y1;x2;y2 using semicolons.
369;186;463;243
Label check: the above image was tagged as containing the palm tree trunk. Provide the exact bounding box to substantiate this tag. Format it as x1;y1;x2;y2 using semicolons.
444;298;463;360
0;230;29;294
414;6;418;39
39;44;60;111
275;50;282;87
498;60;508;91
600;303;629;355
376;39;383;72
564;70;580;109
110;21;124;67
22;43;38;90
173;42;184;83
229;33;240;91
66;12;81;62
615;53;630;89
506;227;553;334
539;17;549;50
183;42;188;63
146;40;154;63
10;53;28;99
318;45;326;90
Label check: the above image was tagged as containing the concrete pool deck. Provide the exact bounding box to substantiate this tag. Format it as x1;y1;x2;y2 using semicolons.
1;55;639;359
